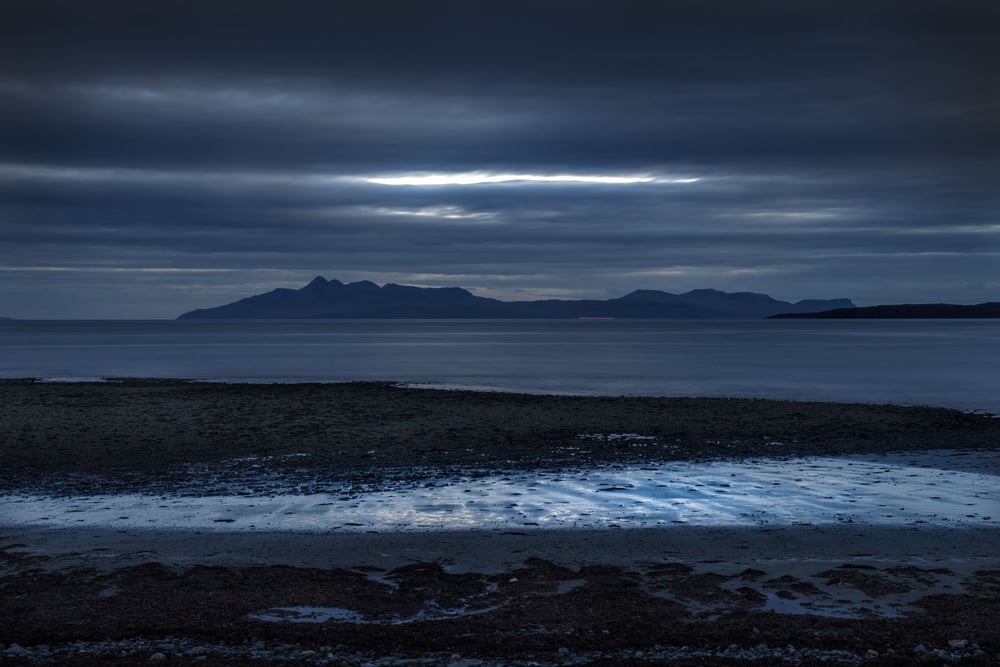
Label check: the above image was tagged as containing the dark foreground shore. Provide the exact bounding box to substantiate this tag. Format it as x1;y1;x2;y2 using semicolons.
2;526;999;666
2;380;998;492
1;380;999;665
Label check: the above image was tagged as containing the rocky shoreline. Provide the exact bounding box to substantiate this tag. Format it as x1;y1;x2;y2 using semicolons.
1;380;999;665
2;529;999;666
0;634;988;665
2;380;997;494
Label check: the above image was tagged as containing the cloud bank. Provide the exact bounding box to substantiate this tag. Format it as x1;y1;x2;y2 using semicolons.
1;0;998;317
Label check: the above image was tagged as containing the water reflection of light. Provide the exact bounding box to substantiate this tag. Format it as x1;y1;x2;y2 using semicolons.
2;452;997;532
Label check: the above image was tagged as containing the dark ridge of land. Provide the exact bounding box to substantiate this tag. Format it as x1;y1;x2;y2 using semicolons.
177;276;854;319
770;302;1000;319
1;380;996;492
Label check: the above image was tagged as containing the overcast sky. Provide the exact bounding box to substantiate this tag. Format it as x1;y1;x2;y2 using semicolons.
2;0;998;318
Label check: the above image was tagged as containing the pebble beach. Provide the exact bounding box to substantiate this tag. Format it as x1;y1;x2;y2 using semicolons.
2;380;999;665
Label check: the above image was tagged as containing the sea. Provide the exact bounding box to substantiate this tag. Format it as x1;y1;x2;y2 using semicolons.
1;318;997;414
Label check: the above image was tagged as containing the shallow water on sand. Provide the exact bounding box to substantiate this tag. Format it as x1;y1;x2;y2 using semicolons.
3;451;997;532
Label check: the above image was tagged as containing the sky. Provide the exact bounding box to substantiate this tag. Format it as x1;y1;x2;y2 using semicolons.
2;0;998;318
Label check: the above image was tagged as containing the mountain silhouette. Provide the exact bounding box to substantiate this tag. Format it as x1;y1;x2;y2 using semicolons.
177;277;855;320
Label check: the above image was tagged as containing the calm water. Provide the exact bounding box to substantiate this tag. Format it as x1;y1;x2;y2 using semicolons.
0;319;997;413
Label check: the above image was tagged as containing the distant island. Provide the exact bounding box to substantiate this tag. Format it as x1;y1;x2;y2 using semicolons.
770;303;1000;319
177;276;854;320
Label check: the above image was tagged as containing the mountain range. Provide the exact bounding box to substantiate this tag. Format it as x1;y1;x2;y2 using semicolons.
177;277;855;320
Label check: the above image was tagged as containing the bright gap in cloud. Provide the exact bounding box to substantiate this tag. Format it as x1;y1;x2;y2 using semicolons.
364;172;698;186
374;206;492;220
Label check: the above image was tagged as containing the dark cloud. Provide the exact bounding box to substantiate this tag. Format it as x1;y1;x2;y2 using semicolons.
6;0;998;84
1;0;998;317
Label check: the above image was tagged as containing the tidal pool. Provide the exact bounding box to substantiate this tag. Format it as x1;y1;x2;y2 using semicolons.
1;451;996;532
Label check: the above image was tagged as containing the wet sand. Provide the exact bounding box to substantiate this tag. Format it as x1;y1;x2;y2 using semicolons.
5;524;998;574
1;380;999;665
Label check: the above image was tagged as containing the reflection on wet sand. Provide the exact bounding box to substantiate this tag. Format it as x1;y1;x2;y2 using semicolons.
3;450;997;532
